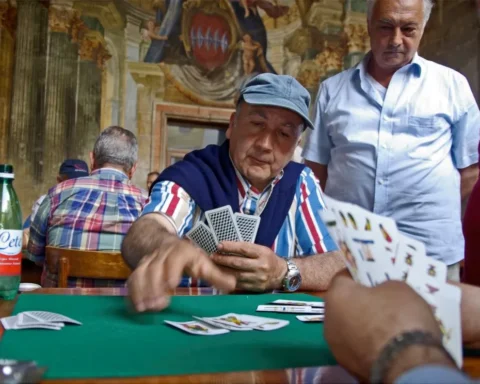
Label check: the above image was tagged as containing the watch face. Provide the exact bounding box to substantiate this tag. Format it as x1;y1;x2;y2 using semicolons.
288;275;302;292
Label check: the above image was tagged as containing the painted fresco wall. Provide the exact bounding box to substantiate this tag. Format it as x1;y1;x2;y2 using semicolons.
0;0;478;217
0;0;371;216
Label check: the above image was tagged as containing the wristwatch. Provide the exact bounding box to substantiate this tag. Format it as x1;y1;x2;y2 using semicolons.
282;260;302;292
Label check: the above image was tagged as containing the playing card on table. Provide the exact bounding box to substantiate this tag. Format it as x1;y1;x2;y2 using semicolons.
164;320;229;335
257;305;324;314
186;222;217;254
296;315;325;322
203;313;256;330
234;213;260;243
234;314;289;331
1;311;81;331
205;206;241;243
21;311;82;325
193;315;253;331
270;299;324;308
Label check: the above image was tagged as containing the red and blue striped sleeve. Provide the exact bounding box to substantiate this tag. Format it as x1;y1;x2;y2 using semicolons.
295;167;337;255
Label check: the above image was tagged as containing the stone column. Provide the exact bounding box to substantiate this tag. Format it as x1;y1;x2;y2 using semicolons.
128;62;165;188
8;0;48;180
73;28;110;162
0;1;16;163
42;1;80;180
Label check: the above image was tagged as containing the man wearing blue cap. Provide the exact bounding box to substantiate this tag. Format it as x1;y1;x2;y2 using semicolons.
123;73;345;312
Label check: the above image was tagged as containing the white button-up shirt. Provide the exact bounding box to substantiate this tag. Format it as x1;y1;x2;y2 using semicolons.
303;52;480;265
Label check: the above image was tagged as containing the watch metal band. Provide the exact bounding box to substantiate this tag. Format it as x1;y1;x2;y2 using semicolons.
370;330;456;384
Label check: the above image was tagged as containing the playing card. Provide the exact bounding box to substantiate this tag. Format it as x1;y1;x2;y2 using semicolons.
186;222;218;254
205;206;241;243
204;313;256;329
1;315;63;331
233;314;289;331
318;207;342;246
296;315;325;322
17;313;64;328
431;284;462;367
192;316;253;331
395;234;427;281
164;320;229;335
256;305;324;314
270;299;324;308
21;311;82;325
343;229;396;287
406;283;462;367
234;213;260;243
369;214;400;264
405;256;447;295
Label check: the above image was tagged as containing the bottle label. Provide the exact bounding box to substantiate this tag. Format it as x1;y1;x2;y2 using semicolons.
0;230;22;275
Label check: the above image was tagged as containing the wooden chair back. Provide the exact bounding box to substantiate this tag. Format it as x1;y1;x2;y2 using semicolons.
45;246;131;288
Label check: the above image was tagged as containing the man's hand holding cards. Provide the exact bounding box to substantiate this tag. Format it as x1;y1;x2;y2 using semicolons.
321;195;463;367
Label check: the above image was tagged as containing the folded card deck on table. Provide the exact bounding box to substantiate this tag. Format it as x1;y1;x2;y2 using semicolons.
1;311;82;331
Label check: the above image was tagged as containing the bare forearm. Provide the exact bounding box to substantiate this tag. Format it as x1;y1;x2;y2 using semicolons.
305;160;328;191
460;164;479;201
295;251;345;291
122;214;178;269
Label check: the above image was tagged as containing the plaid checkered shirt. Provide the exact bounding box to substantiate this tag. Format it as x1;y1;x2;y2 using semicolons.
27;168;147;287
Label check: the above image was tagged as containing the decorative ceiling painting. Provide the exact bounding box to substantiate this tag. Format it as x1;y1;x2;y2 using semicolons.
133;0;370;106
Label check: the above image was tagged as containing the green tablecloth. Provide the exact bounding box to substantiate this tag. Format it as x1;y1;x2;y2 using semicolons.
0;293;336;379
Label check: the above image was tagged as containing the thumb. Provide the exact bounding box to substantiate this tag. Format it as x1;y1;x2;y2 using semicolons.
192;256;237;292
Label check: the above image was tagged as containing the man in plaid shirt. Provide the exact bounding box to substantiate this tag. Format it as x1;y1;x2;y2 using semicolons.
27;126;147;287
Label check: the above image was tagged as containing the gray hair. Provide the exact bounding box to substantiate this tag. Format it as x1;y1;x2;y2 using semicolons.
366;0;433;27
93;126;138;172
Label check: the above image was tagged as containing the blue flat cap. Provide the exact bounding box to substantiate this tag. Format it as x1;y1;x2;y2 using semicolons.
238;73;314;130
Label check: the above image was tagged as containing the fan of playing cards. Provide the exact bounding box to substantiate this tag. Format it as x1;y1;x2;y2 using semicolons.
320;195;462;367
186;206;261;254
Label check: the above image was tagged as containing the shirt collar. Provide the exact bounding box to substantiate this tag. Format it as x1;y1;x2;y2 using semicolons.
91;167;129;180
356;51;424;80
229;156;284;197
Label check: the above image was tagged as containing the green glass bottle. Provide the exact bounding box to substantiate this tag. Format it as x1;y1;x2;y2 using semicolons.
0;164;23;300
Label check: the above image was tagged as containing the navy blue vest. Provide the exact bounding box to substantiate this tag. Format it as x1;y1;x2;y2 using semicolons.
154;141;305;247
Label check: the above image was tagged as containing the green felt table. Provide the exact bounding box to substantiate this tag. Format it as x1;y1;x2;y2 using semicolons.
0;292;335;380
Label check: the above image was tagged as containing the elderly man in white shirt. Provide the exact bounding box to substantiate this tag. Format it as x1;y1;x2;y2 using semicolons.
303;0;480;281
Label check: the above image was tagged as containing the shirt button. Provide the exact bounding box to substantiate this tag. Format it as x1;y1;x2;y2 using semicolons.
383;115;389;121
378;179;384;185
381;143;387;149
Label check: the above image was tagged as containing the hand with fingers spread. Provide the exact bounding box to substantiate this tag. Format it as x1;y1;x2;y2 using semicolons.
126;236;236;312
211;241;287;292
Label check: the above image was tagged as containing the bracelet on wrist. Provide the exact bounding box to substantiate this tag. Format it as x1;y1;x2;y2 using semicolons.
370;330;456;384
